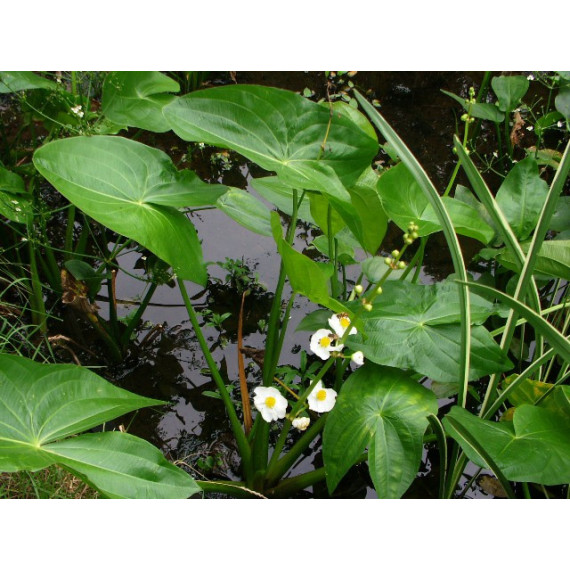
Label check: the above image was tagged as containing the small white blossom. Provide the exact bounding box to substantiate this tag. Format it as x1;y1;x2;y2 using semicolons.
351;351;365;368
310;328;342;360
328;312;357;338
526;125;533;131
70;105;84;118
527;74;535;81
492;151;498;158
292;416;310;431
307;380;337;413
557;120;564;128
253;387;288;423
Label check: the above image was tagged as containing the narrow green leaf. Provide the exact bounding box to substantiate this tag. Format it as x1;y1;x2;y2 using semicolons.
458;280;570;362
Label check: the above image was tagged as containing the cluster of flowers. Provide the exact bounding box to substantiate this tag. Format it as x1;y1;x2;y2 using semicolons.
252;312;365;431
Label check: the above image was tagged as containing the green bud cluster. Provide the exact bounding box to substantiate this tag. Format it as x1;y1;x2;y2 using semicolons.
461;113;475;124
403;221;419;245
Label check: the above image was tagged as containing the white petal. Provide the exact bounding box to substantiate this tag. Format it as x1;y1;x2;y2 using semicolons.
310;329;335;360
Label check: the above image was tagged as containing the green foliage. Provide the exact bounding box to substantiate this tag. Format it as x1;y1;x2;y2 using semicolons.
443;394;570;485
32;135;220;286
0;354;199;498
102;71;180;132
323;364;437;498
346;280;512;384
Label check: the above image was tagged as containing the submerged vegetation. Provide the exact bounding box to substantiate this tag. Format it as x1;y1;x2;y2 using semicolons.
0;71;569;499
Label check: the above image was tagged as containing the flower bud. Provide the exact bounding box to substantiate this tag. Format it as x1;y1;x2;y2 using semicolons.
376;286;383;295
363;303;373;312
391;249;400;258
384;257;392;266
350;351;365;367
292;416;310;431
354;284;364;295
397;261;406;269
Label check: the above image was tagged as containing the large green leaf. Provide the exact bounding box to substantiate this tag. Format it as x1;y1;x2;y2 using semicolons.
44;432;200;499
163;84;378;189
498;239;570;281
323;364;437;498
102;71;180;133
0;354;199;498
33;136;226;286
443;404;570;485
491;75;529;113
495;157;549;241
377;163;495;244
0;71;56;93
346;280;512;383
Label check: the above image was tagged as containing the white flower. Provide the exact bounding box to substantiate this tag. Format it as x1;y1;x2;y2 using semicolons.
292;416;310;431
253;387;288;423
307;380;337;413
351;351;365;368
70;105;84;118
527;73;535;81
557;120;564;128
328;312;357;337
526;125;533;131
310;328;342;360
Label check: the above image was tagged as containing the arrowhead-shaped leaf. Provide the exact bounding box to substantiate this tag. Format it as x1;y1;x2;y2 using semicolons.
33;135;224;285
443;399;570;485
323;364;437;498
102;71;180;132
163;84;378;189
0;354;199;498
346;280;512;383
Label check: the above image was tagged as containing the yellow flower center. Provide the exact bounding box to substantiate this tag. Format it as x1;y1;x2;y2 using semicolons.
265;396;276;408
319;336;331;348
340;316;351;329
316;389;327;401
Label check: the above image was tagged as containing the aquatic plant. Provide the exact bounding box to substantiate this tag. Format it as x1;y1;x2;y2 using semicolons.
1;71;569;498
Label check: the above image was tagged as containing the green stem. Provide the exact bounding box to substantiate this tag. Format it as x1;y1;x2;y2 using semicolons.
266;414;326;485
120;282;158;347
177;278;252;481
64;205;76;261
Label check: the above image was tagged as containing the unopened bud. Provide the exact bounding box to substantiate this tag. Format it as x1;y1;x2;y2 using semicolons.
397;261;406;269
376;286;383;295
391;249;400;258
384;257;392;266
354;284;364;295
363;303;373;312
